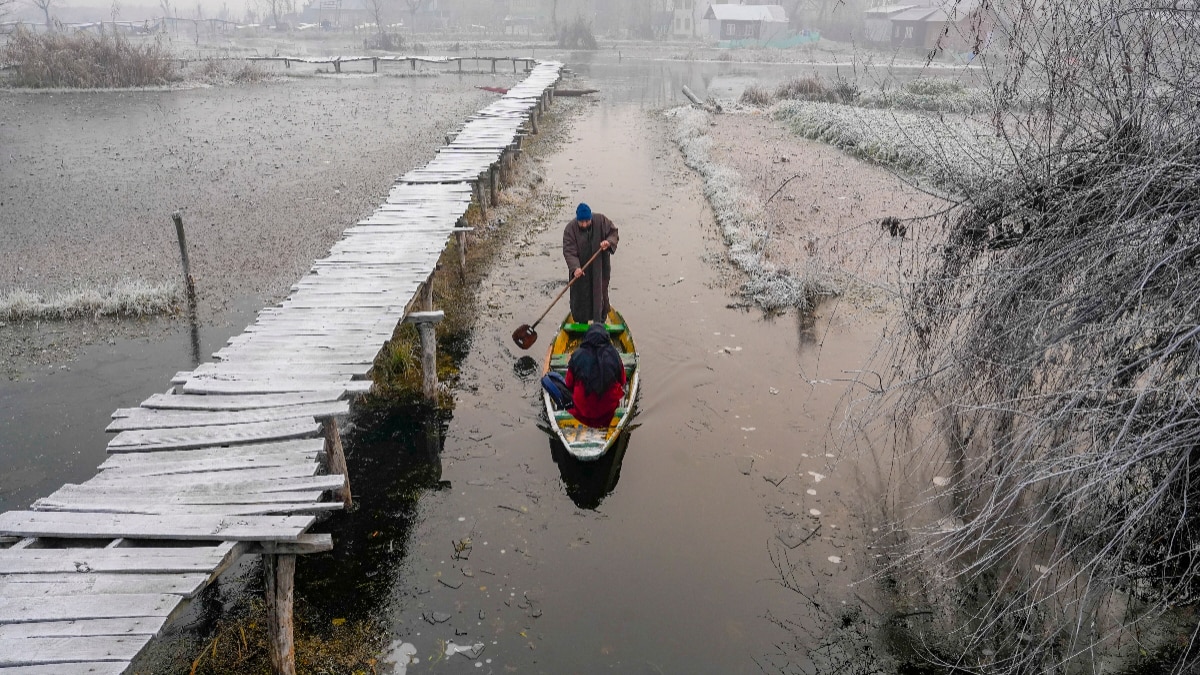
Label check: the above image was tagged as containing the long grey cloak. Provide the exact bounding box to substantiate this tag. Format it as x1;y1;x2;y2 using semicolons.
562;213;619;323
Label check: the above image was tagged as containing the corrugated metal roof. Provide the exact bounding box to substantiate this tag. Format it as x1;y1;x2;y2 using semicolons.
890;6;947;21
704;4;789;22
864;4;919;16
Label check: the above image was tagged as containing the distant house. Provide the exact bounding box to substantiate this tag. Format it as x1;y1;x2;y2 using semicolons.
863;4;916;44
889;1;990;53
889;6;945;49
670;0;699;38
702;3;788;41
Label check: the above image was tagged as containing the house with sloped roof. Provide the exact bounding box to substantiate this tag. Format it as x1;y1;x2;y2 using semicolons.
863;4;917;43
702;3;788;41
888;0;993;53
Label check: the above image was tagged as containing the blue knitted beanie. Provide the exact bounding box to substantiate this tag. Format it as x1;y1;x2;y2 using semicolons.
576;203;592;221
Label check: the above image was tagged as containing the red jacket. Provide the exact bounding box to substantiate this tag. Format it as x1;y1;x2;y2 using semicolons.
565;366;626;428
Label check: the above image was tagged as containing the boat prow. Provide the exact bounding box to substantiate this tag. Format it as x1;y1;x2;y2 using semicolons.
540;309;640;461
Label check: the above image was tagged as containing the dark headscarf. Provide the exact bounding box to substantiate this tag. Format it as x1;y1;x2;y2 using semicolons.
568;323;623;396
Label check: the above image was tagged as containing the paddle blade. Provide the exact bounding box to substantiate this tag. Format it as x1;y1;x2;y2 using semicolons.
512;325;538;349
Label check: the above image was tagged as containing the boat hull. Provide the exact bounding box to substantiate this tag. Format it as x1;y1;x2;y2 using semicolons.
540;309;639;461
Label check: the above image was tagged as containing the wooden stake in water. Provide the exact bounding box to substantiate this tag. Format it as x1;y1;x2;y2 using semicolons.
171;211;196;301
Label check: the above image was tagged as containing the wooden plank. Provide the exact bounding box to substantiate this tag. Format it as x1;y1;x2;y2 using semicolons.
107;418;321;452
0;594;178;623
0;573;208;597
0;616;167;639
0;635;146;665
0;662;131;675
139;391;347;411
85;464;320;486
0;512;315;542
36;489;326;508
98;439;323;467
0;543;238;575
180;378;372;396
96;451;320;478
32;500;342;517
49;476;341;498
106;401;349;432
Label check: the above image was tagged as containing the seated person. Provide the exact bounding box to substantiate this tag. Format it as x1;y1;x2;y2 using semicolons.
564;323;626;428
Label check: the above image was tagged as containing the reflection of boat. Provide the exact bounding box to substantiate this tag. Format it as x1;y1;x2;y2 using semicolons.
550;430;631;509
540;308;640;461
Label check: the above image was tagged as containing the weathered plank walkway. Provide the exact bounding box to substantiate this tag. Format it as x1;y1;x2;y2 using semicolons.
0;60;562;674
246;53;538;74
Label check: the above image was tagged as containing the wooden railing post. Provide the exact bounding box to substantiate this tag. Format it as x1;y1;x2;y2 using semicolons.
404;311;445;402
171;211;196;301
264;553;297;675
320;416;351;507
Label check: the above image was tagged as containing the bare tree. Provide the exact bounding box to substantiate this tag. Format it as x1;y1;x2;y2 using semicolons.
865;0;1200;670
365;0;392;48
403;0;425;34
29;0;54;30
259;0;293;29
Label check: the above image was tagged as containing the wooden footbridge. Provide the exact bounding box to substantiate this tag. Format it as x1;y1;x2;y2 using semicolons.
0;60;562;675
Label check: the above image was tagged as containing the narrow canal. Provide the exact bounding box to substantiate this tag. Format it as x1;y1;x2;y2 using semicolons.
296;64;892;673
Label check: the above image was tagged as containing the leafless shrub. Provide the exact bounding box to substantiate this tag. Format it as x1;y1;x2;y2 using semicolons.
774;75;858;104
2;25;177;87
739;84;773;107
869;0;1200;670
556;16;596;50
775;75;827;100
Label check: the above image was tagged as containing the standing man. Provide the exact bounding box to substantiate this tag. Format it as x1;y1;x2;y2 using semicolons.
563;202;619;324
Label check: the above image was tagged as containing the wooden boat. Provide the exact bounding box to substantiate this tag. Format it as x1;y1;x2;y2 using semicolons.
540;308;640;461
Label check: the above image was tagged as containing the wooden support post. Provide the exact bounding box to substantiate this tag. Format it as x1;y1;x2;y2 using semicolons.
410;58;416;70
264;554;297;675
512;58;517;74
474;180;488;219
321;416;351;508
458;58;462;73
284;58;290;68
424;271;435;311
491;59;496;73
529;110;539;135
372;58;378;73
488;165;498;206
171;212;196;301
455;218;469;274
333;59;341;74
404;311;445;402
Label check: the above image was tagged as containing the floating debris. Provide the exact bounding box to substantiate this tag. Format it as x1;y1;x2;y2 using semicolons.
445;641;486;659
777;522;817;549
809;508;822;516
382;641;418;674
806;489;817;496
807;471;826;483
932;476;951;486
828;555;842;564
439;578;463;590
763;471;788;487
735;456;754;475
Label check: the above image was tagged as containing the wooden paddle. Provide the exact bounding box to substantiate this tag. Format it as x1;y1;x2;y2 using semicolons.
512;248;603;350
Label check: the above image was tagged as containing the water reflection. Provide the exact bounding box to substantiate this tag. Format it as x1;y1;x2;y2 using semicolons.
298;402;449;621
548;430;632;510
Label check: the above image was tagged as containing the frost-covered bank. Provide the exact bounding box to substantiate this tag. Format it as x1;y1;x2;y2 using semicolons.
666;105;837;312
772;100;1012;195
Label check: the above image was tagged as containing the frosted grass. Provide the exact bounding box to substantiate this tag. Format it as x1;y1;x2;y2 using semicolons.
771;99;1014;195
666;106;837;312
0;280;181;321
